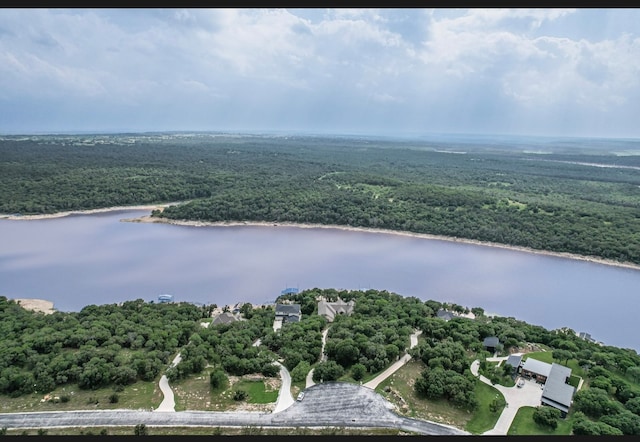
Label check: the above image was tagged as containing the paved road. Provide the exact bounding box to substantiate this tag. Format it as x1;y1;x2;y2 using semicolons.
154;352;183;412
363;330;422;390
272;362;294;413
0;383;467;435
306;327;330;388
155;376;175;412
470;358;543;435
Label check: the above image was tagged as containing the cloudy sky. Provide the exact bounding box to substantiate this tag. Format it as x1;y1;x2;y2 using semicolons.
1;8;639;138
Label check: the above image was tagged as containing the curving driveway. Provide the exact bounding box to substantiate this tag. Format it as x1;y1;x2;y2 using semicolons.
154;352;182;412
272;362;295;413
155;376;175;412
470;358;544;435
363;330;422;390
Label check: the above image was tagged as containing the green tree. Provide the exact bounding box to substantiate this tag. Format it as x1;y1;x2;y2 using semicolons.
625;397;640;416
351;363;367;382
209;369;228;390
627;366;640;383
489;395;505;413
261;363;280;378
312;361;345;383
600;410;640;435
533;406;560;429
290;361;311;383
572;413;623;436
334;339;360;368
552;349;573;365
573;387;617;418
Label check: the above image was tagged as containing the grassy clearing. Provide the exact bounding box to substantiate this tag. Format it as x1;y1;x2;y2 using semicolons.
0;380;162;413
507;406;574;435
234;379;279;404
171;372;280;412
465;381;505;434
375;360;472;430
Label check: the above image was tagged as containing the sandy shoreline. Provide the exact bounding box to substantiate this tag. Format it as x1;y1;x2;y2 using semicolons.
0;204;172;220
124;214;640;272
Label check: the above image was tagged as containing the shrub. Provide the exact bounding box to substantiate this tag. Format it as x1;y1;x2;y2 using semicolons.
233;389;248;401
533;406;560;429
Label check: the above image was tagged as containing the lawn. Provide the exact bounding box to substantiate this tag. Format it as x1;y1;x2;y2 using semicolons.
171;372;280;412
464;381;505;434
234;379;279;403
508;406;574;435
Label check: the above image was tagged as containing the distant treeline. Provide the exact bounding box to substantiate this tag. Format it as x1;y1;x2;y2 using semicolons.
1;134;639;264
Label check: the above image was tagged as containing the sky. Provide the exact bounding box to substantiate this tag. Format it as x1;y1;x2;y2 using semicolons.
1;8;639;139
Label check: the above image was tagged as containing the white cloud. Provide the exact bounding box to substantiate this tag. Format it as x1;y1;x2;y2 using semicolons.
0;8;638;137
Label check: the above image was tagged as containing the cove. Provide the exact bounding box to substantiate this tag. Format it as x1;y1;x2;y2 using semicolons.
0;209;638;352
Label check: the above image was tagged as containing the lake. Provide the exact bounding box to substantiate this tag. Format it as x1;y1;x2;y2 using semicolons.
0;209;638;351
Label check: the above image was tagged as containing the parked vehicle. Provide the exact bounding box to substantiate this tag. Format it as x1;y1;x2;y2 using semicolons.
297;392;305;401
517;378;525;388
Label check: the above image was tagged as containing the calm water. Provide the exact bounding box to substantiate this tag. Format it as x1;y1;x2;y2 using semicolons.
1;210;638;351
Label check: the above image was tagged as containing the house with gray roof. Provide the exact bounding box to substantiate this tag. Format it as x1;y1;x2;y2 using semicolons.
505;354;523;373
318;298;355;322
541;363;576;418
521;357;552;383
482;336;500;353
436;309;456;321
212;311;239;326
520;358;576;417
275;303;302;324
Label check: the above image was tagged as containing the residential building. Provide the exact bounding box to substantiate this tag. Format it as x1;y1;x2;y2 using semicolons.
318;298;355;322
212;311;239;326
275;303;302;324
541;363;576;418
436;309;456;321
505;354;523;374
521;358;576;417
483;336;500;353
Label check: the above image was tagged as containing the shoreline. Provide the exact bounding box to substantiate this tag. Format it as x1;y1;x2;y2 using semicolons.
124;214;640;272
2;204;638;272
0;204;173;220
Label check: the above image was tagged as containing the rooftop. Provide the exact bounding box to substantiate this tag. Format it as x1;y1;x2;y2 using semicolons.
275;303;301;316
522;357;552;378
483;336;500;347
542;363;575;411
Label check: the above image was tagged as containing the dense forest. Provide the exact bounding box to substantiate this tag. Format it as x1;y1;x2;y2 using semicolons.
2;289;639;435
1;133;638;264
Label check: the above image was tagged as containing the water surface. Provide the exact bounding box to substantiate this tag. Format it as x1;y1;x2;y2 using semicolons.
1;210;638;351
